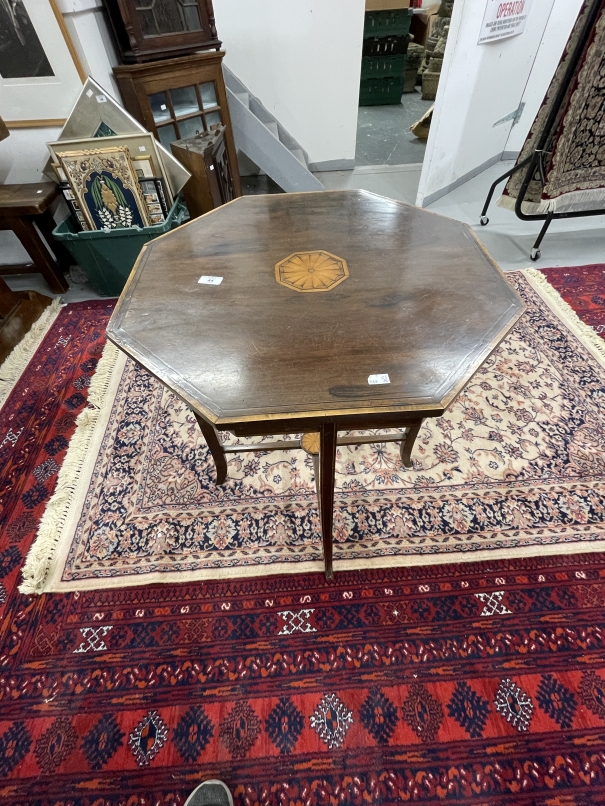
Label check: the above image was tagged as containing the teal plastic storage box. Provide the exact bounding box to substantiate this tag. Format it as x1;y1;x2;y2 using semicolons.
359;75;405;105
53;199;187;297
363;8;413;38
361;53;407;80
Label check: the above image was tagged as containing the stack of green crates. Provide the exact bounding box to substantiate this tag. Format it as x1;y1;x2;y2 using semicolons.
360;7;413;105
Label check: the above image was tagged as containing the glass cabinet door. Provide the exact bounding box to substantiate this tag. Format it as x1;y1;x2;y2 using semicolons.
135;0;203;37
149;81;223;146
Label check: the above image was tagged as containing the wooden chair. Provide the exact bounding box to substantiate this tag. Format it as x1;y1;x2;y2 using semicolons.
0;183;71;294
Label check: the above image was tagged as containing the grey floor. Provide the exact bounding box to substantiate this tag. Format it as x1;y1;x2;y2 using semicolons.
356;92;433;166
3;159;604;304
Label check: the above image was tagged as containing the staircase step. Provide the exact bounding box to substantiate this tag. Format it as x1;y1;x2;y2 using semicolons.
235;92;250;109
263;120;280;138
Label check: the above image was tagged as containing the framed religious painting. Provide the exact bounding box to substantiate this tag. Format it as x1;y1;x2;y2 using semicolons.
58;147;152;230
0;0;86;127
48;132;173;205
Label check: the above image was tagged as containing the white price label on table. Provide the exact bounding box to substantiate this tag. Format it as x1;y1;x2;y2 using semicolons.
198;276;223;285
96;94;107;103
368;374;390;385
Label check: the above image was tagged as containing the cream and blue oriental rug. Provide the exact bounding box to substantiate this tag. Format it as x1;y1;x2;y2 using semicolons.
22;270;605;593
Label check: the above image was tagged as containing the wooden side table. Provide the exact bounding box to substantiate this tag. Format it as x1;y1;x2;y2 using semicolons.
0;184;70;294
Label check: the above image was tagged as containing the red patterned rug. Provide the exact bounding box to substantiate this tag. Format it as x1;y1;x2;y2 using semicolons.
2;270;605;805
541;263;605;336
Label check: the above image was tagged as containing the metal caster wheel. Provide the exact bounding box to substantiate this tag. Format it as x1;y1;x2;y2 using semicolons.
480;215;489;226
530;248;541;261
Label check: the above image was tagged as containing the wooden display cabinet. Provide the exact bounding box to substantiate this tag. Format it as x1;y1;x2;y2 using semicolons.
102;0;221;63
113;51;241;198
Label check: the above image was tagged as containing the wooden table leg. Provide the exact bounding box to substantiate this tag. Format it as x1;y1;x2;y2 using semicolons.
193;412;228;485
7;215;69;294
319;422;337;580
400;419;423;468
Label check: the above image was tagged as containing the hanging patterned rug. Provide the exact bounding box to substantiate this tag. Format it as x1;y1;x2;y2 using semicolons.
20;269;605;594
499;0;605;214
2;270;605;804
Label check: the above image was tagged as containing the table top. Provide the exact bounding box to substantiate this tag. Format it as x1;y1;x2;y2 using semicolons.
107;191;523;427
0;183;58;216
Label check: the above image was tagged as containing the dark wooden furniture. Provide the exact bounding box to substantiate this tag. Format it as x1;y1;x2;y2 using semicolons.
102;0;220;62
0;184;70;295
170;125;234;217
107;191;524;579
0;278;51;364
113;52;242;198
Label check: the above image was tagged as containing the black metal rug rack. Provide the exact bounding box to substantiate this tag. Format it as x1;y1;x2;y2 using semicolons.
479;0;604;261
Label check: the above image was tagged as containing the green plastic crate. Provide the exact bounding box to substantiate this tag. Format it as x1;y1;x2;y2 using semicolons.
53;199;188;297
361;53;407;80
359;75;405;106
363;8;413;38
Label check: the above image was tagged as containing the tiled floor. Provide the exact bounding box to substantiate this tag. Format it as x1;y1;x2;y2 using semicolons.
355;92;433;166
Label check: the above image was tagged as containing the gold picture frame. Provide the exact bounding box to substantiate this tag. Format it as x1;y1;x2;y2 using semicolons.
58;147;152;231
48;132;173;206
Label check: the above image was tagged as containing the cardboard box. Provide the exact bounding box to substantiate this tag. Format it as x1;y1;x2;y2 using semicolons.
366;0;410;10
409;2;440;46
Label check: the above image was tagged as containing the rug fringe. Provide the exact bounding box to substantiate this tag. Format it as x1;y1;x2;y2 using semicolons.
19;339;121;595
523;267;605;365
0;298;62;410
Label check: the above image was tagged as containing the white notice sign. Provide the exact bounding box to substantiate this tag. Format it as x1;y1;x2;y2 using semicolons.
478;0;533;44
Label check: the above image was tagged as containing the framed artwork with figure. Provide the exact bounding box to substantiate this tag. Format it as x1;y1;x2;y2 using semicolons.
0;0;85;128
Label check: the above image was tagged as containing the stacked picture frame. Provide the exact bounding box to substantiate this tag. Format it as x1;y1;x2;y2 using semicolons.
46;77;190;232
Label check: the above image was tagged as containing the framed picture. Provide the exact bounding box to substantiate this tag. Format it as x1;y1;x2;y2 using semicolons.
44;78;191;197
0;0;86;127
48;132;173;205
58;146;152;231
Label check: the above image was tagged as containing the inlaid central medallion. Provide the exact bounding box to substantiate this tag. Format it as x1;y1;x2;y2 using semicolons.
275;250;349;293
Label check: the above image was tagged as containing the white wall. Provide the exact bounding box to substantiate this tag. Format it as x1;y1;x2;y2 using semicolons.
417;0;581;207
213;0;366;168
0;0;118;262
0;0;118;186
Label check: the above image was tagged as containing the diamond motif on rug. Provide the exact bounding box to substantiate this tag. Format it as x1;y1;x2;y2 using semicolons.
310;693;353;750
35;716;78;773
495;678;534;732
579;671;605;721
474;591;512;616
128;710;168;766
278;608;317;635
81;714;125;770
359;687;399;746
219;701;261;760
536;674;577;729
447;681;490;738
173;705;214;762
73;625;113;653
265;697;305;754
401;683;443;743
0;722;32;777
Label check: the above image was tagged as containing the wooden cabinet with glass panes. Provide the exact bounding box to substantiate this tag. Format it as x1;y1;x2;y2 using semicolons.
113;51;241;198
102;0;221;62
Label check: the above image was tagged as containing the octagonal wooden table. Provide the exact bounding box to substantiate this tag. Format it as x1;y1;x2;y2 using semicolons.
107;190;523;578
